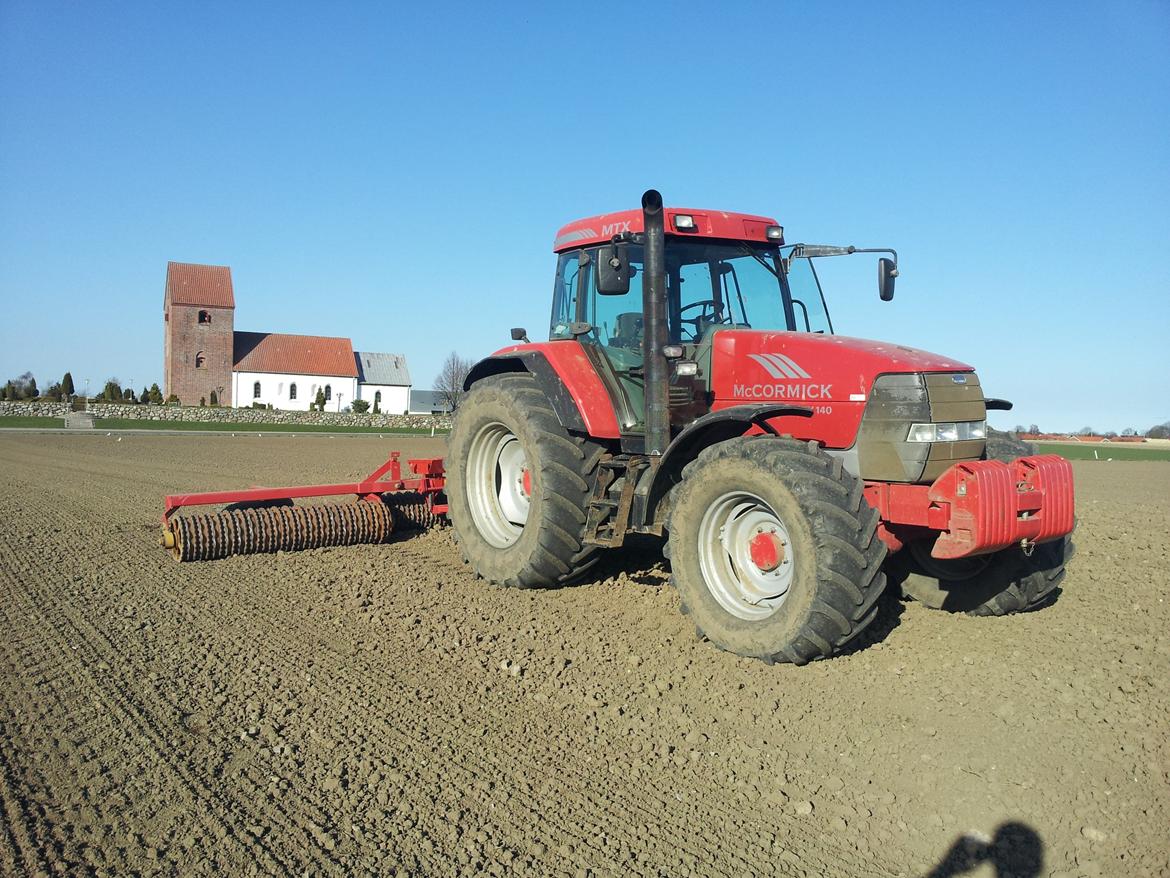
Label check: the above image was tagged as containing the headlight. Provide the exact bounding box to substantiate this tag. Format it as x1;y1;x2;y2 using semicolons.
906;420;986;443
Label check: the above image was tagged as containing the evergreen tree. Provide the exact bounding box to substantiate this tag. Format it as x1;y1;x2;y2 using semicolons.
101;378;122;401
62;372;75;396
26;376;38;399
314;388;326;411
149;384;164;404
140;386;150;405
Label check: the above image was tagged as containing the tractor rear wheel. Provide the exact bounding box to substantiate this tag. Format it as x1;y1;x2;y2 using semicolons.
447;373;605;588
665;436;887;664
893;536;1073;615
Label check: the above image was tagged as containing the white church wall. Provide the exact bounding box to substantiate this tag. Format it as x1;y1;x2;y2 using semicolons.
357;383;410;414
232;371;358;412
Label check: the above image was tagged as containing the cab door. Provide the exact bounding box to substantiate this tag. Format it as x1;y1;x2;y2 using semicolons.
552;247;646;432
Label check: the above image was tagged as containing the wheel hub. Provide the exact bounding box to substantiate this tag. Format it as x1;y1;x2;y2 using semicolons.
699;492;795;621
748;530;785;572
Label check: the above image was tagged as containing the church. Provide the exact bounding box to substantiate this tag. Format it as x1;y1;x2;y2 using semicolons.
163;262;411;412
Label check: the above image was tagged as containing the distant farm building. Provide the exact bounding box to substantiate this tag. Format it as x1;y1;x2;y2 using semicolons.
409;390;452;415
355;351;411;414
163;261;410;411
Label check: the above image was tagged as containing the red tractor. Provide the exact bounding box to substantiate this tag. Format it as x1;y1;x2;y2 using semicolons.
161;189;1074;665
445;190;1075;663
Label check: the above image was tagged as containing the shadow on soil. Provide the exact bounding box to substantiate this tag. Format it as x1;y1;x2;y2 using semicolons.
921;822;1044;877
838;586;905;656
581;533;910;654
581;533;670;587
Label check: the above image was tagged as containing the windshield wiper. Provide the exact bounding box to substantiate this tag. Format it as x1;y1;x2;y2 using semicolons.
735;243;783;278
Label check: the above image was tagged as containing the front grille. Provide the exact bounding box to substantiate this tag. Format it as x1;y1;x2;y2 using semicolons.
857;372;987;483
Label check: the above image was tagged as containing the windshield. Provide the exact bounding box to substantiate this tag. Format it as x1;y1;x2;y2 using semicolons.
550;240;832;343
668;241;790;342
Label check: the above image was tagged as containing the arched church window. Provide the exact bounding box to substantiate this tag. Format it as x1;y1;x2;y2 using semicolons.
253;382;261;398
195;351;206;369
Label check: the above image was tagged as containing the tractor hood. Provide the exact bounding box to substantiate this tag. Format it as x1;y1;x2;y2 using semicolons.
710;329;979;452
711;330;974;400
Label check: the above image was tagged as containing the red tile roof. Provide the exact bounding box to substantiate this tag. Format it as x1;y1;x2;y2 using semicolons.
166;262;235;308
233;332;358;377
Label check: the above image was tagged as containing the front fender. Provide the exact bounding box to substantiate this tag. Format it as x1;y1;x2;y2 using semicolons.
645;404;813;525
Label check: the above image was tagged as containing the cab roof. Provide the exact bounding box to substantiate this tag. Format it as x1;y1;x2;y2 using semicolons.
553;207;782;252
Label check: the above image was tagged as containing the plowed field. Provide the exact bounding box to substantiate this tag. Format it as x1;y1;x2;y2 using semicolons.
1;433;1167;877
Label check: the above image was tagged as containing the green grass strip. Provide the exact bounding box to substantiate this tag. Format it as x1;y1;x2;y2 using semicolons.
1035;442;1170;462
0;416;66;428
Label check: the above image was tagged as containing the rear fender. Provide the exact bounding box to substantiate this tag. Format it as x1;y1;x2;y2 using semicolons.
645;404;813;525
464;345;622;439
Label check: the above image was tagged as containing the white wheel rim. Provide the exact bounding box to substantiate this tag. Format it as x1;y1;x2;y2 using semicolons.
466;422;530;548
697;491;794;620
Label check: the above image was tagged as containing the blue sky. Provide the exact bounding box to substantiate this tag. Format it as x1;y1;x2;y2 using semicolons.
1;1;1167;432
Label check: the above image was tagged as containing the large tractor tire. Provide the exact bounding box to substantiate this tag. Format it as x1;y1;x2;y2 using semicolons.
665;436;887;665
447;373;606;588
985;428;1036;461
895;427;1074;615
893;536;1073;615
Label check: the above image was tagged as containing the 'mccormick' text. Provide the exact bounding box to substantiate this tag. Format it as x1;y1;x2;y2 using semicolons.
733;383;833;399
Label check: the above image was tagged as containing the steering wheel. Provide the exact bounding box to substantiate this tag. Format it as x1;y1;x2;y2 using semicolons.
679;299;730;339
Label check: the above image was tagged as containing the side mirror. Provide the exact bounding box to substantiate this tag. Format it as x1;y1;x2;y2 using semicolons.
878;257;898;301
597;244;631;295
510;327;529;343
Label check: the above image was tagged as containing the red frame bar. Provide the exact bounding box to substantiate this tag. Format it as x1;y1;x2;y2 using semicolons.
162;453;446;523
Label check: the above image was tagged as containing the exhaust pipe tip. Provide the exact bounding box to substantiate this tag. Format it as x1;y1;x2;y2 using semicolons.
641;189;663;215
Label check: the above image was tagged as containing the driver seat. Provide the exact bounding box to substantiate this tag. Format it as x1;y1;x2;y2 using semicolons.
610;312;643;350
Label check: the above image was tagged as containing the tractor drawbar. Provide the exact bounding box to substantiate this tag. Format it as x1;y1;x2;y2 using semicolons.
160;453;447;562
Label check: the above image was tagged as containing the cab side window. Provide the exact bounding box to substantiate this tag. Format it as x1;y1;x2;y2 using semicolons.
550;252;582;340
585;247;645;358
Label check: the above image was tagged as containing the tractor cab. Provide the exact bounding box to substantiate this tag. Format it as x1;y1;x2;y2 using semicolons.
548;204;894;441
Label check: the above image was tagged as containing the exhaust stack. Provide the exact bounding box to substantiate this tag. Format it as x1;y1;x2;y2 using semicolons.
641;189;670;456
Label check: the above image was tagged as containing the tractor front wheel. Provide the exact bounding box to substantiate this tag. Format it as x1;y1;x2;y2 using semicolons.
893;536;1073;615
666;437;887;664
447;373;605;588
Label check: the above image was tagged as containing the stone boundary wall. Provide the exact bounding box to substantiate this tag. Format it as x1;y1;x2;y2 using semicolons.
0;401;451;430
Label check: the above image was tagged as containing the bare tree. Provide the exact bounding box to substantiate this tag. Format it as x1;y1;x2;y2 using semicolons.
435;351;474;412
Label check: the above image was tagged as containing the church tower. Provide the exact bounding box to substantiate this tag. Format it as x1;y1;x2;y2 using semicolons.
163;262;235;406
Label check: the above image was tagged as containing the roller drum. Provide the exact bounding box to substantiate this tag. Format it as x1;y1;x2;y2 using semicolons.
162;495;436;562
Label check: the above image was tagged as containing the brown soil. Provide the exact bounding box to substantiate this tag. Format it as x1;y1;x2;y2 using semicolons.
1;433;1167;877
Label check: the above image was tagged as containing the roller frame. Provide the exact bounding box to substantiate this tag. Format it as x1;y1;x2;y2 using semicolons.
162;453;447;524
